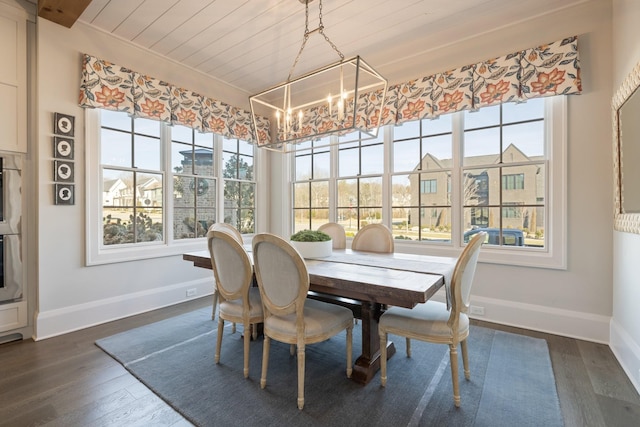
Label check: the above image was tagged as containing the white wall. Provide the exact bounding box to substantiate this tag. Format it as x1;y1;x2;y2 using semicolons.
34;19;250;339
611;0;640;394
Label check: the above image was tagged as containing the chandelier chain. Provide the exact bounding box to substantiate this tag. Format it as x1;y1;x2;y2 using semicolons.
287;0;344;82
317;0;344;61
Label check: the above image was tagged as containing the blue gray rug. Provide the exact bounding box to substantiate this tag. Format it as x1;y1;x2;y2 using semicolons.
96;308;563;427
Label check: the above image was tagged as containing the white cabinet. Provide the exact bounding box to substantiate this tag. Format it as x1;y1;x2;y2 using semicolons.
0;1;28;337
0;2;27;153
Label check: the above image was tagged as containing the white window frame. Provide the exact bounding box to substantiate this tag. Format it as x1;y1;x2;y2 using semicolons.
288;96;567;269
85;108;265;265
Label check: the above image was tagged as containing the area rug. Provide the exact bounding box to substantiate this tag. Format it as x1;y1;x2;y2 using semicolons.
96;308;563;427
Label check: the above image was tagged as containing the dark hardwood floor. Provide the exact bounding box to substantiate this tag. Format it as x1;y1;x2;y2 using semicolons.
0;296;638;426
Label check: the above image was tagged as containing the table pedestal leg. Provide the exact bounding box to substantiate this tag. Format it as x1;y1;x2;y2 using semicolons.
352;301;395;384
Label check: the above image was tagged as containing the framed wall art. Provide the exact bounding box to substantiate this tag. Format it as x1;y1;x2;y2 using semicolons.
54;183;75;205
54;112;75;137
54;160;74;182
53;136;74;159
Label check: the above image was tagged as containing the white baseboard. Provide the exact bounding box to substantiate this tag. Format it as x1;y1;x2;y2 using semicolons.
610;319;640;395
34;278;214;340
430;292;611;343
35;283;613;345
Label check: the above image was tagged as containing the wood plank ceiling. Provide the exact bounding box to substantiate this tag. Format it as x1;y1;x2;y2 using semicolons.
35;0;586;96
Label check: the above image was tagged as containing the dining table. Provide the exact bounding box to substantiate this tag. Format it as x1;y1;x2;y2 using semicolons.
183;247;457;385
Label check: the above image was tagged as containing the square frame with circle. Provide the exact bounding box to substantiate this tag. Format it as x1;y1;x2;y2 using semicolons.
54;183;75;205
54;136;74;159
54;112;75;137
54;160;74;182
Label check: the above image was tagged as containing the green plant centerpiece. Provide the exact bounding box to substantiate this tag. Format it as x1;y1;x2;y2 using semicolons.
290;229;333;258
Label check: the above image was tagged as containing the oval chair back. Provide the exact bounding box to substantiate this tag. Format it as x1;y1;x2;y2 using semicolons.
318;222;347;249
351;223;394;253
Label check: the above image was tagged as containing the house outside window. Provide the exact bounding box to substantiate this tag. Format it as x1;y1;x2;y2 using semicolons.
502;173;525;190
420;179;437;194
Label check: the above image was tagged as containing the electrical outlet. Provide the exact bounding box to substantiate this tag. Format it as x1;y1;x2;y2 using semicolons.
470;305;485;316
186;288;197;297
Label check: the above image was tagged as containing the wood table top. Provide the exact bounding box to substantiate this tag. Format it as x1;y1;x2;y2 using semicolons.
183;249;455;309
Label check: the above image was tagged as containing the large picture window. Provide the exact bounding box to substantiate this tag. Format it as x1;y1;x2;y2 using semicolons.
291;96;567;268
88;109;257;264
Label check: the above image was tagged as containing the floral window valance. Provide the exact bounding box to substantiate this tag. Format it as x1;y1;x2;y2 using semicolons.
392;35;581;125
78;54;270;144
79;36;580;146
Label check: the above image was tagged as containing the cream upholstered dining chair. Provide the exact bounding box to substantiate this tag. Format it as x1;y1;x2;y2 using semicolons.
208;223;243;330
351;223;394;253
207;230;263;378
378;231;486;407
252;233;354;410
318;222;347;249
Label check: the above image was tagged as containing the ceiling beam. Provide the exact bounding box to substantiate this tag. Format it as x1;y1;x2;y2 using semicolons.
38;0;93;28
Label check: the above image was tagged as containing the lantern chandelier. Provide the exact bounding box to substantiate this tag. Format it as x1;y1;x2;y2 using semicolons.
249;0;388;152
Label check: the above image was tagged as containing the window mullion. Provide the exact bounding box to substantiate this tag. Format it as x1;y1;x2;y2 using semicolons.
214;134;224;224
382;125;392;229
162;122;173;244
451;112;464;247
328;139;338;223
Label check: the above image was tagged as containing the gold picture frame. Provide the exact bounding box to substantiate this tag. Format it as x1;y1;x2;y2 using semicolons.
613;59;640;234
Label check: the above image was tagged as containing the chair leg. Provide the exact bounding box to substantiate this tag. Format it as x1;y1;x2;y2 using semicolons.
251;323;258;340
406;338;411;357
260;336;270;389
297;342;306;410
449;343;461;407
243;322;251;378
232;323;236;334
346;325;353;378
211;291;218;320
215;318;224;364
380;330;387;386
290;344;295;356
461;339;470;380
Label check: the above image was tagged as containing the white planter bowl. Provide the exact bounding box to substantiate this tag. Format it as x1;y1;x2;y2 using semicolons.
290;239;333;259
